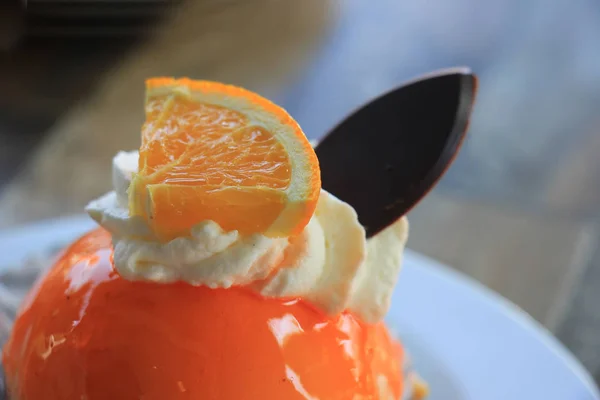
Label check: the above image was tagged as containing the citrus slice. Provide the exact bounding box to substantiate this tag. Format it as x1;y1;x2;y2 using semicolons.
129;77;320;242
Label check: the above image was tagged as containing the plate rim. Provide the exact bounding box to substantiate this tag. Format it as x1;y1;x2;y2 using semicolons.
402;250;600;397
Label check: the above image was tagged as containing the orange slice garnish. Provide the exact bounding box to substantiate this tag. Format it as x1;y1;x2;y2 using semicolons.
129;77;320;242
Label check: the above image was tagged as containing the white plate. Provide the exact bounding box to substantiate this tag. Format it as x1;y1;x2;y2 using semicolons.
0;215;598;400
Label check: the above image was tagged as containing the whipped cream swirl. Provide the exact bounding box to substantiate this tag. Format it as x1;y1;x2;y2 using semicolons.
86;151;409;323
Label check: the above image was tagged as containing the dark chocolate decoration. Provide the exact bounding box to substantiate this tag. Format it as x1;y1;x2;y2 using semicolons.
315;68;478;238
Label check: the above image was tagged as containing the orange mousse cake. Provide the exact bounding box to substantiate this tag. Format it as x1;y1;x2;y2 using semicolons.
3;78;419;400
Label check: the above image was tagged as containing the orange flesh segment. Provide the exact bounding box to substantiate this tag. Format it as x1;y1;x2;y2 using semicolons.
130;78;320;242
3;229;404;400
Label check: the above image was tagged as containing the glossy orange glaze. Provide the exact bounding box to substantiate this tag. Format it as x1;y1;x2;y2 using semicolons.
3;228;404;400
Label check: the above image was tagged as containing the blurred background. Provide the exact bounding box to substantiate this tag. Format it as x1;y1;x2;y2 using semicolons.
1;0;600;383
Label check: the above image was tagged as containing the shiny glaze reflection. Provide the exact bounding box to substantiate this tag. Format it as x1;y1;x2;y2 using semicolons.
3;229;404;400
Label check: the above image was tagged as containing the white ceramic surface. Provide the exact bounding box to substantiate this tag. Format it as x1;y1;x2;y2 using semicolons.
0;215;598;400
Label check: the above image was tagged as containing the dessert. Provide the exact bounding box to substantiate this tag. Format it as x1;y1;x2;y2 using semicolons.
3;78;425;399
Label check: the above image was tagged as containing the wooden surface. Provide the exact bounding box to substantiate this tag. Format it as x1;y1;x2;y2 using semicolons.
1;0;600;383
